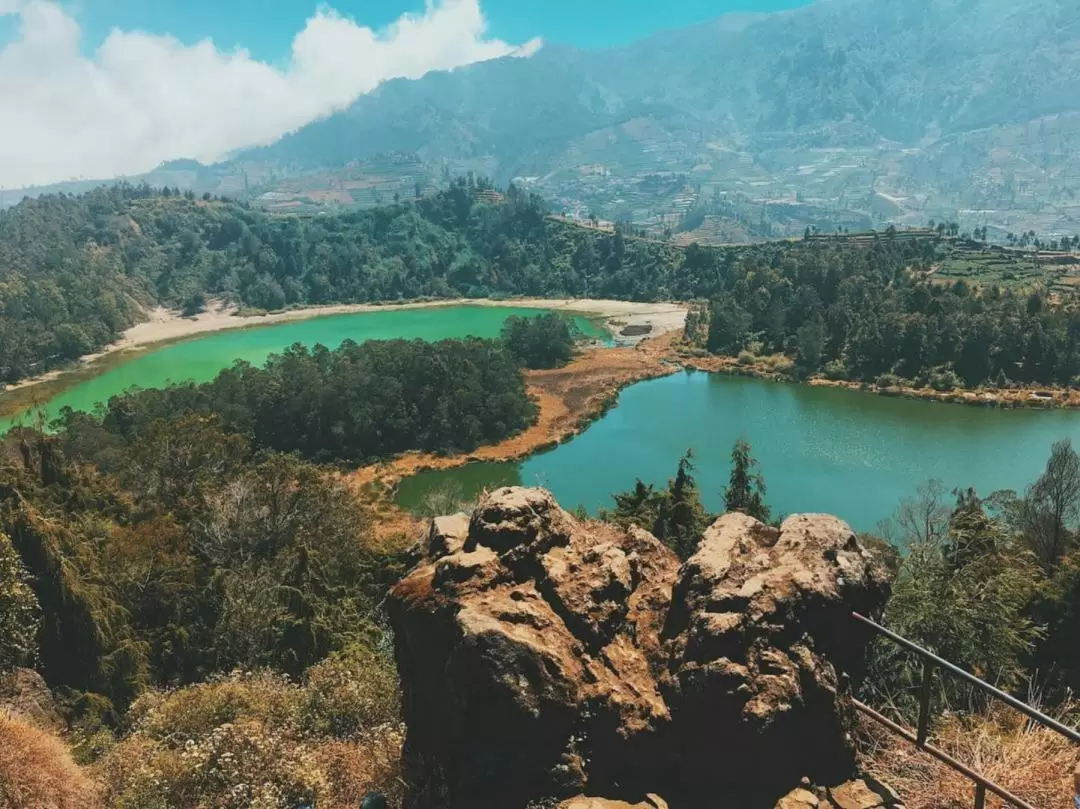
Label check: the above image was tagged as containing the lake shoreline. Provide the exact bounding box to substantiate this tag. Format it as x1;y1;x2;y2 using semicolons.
358;337;1080;539
675;348;1080;410
350;331;685;539
0;298;687;421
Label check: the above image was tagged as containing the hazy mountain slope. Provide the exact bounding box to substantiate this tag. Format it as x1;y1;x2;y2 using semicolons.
239;0;1080;235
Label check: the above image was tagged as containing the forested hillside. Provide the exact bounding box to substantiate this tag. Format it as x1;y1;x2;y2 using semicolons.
8;180;1080;392
237;0;1080;233
0;180;679;385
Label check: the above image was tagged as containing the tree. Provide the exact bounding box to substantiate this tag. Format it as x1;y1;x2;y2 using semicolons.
706;299;752;355
605;452;712;560
996;440;1080;572
0;531;40;672
723;440;770;522
500;313;577;369
795;317;827;368
653;452;712;559
891;478;951;547
866;489;1041;713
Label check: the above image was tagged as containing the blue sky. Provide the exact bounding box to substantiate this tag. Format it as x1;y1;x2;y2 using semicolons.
78;0;813;59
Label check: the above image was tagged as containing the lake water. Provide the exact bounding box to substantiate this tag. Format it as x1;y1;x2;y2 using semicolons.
1;306;607;431
396;371;1080;532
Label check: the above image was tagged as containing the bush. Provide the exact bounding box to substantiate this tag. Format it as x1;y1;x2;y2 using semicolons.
0;531;39;672
862;703;1076;809
737;350;756;366
95;663;404;809
822;359;849;380
303;646;401;741
928;365;963;392
97;718;325;809
875;373;902;389
0;713;98;809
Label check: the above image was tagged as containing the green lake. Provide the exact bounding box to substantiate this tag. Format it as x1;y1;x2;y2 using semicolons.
0;306;607;431
396;371;1080;533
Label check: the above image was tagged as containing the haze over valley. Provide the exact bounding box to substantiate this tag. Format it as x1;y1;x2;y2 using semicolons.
7;0;1079;242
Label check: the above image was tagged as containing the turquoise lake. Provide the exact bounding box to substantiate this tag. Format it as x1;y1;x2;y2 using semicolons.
396;371;1080;533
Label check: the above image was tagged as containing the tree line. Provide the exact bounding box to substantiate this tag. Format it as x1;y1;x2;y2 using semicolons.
692;244;1080;389
0;320;572;806
605;437;1080;718
0;328;549;707
1;179;934;386
56;335;539;466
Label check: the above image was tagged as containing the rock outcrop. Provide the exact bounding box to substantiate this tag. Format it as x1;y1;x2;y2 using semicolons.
388;488;892;809
0;668;63;732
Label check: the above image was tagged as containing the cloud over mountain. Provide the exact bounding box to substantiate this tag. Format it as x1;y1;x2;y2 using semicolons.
0;0;539;188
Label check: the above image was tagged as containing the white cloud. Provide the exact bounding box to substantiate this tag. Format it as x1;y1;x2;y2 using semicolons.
0;0;541;188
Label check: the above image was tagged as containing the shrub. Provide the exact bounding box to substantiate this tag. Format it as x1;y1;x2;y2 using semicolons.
928;365;963;392
97;718;325;809
124;671;305;743
96;664;404;809
737;350;756;366
823;359;849;380
303;646;400;741
0;713;98;809
0;531;39;672
875;373;902;389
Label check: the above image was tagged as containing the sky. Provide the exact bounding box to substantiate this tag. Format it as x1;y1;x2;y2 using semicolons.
0;0;814;189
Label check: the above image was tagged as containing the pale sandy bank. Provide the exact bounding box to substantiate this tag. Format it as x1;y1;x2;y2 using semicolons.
7;299;688;394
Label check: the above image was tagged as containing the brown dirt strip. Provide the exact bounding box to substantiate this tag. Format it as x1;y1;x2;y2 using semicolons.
349;332;682;541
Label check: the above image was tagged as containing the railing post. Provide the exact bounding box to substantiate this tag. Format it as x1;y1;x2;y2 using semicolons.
973;783;986;809
916;659;934;747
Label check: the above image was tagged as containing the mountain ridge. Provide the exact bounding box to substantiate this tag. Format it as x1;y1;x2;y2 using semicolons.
7;0;1079;239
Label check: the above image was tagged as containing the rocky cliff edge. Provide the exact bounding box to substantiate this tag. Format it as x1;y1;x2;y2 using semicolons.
387;487;893;809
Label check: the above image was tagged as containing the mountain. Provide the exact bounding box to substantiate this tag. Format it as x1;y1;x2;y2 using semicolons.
231;0;1080;238
9;0;1077;240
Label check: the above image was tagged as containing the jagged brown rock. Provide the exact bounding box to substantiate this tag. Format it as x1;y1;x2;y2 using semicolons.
661;512;893;794
388;488;892;809
558;795;669;809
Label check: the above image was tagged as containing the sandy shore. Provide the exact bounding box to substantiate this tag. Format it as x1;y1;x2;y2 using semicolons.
6;298;688;394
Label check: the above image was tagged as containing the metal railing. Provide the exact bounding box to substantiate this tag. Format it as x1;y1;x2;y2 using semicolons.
852;611;1080;809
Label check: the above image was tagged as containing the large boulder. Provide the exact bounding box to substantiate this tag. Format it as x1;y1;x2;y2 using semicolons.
388;489;891;809
660;513;893;798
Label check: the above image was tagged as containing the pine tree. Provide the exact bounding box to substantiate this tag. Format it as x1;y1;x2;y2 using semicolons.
655;451;711;560
723;440;770;522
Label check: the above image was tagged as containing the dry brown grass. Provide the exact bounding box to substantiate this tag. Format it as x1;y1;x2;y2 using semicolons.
0;712;98;809
315;728;406;809
861;704;1076;808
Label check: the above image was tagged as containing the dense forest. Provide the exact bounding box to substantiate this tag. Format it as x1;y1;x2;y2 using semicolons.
56;336;536;465
689;245;1080;388
0;416;409;804
7;179;1080;391
0;180;676;384
0;317;580;807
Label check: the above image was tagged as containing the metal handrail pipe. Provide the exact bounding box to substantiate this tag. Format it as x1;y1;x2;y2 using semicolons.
852;612;1080;745
853;699;1036;809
